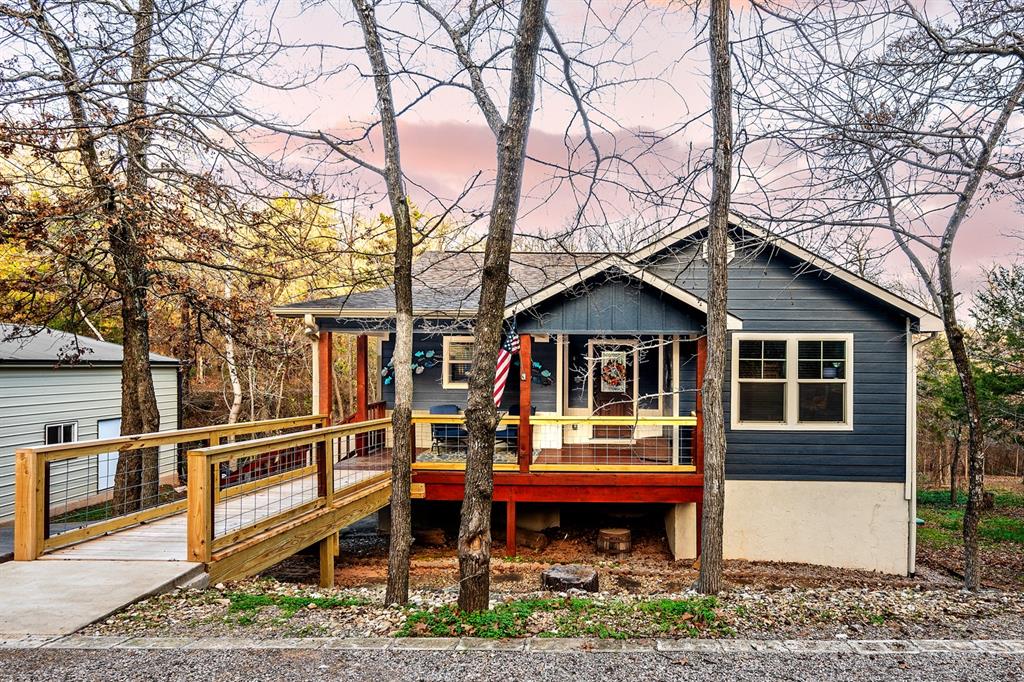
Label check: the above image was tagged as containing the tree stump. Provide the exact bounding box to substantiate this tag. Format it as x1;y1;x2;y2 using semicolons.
413;527;446;547
596;528;631;554
516;527;549;550
541;564;599;592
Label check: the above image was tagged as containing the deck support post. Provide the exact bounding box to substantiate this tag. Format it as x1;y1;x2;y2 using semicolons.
318;331;333;424
518;334;532;473
318;532;337;588
506;500;517;556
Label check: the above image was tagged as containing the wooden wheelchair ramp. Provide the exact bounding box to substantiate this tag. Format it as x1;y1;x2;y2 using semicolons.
16;418;393;587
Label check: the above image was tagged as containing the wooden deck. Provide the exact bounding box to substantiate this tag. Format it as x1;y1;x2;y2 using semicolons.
42;460;387;563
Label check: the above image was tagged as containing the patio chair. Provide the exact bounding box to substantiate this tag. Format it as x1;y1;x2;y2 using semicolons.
430;403;467;455
494;404;536;451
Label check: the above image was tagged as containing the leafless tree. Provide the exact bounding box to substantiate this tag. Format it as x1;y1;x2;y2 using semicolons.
739;0;1024;588
0;0;331;512
349;0;417;605
697;0;732;596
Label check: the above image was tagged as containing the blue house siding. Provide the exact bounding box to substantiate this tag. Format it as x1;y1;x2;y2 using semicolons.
645;232;908;483
380;333;557;413
517;275;705;335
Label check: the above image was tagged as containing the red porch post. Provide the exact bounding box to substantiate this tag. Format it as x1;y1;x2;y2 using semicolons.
356;334;369;421
518;334;532;473
692;335;706;471
693;335;706;559
355;334;369;453
318;331;333;425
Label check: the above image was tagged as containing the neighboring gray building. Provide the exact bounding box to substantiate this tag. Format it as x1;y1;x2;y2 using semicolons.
0;325;179;523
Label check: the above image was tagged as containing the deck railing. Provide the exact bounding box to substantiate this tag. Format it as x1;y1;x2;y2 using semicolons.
13;414;328;560
411;414;521;470
407;413;698;473
185;418;390;562
528;415;697;471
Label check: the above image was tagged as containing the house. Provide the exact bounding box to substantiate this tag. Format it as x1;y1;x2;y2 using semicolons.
0;325;180;525
273;215;941;576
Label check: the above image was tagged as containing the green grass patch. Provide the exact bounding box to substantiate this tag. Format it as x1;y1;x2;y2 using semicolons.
225;592;367;620
916;506;1024;548
917;488;1024;509
400;598;560;638
398;596;732;639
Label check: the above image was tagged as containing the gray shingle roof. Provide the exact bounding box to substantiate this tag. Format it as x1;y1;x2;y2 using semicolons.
0;324;179;365
276;251;606;315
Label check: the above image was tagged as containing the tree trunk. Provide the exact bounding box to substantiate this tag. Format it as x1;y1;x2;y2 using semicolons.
224;283;243;426
32;0;161;514
350;0;414;605
111;0;160;513
950;426;962;506
458;0;548;613
697;0;732;597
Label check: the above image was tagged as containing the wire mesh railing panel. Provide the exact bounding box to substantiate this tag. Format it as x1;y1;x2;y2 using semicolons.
333;427;389;493
45;443;188;540
412;419;519;466
211;444;317;541
530;417;698;469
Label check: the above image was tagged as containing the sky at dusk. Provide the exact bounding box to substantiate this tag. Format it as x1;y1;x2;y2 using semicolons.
252;1;1021;300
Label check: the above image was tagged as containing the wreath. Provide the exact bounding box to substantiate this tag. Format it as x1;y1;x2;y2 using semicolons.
600;358;627;388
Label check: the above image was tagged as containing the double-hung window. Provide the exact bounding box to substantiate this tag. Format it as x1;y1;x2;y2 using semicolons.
731;333;853;430
442;336;475;389
44;421;77;445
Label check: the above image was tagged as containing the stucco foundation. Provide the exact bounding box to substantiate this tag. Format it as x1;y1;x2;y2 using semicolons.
665;502;698;561
723;480;911;575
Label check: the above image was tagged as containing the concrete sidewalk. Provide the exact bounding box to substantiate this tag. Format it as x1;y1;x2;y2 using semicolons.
0;560;204;636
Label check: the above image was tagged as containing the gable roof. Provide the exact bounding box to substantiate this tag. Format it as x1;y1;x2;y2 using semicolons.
273;215;943;333
505;255;743;330
0;324;179;366
274;251;605;317
630;213;943;332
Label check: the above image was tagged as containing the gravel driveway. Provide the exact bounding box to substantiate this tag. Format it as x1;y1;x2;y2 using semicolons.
2;648;1022;682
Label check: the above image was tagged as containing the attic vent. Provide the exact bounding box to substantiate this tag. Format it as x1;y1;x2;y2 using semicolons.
701;236;736;264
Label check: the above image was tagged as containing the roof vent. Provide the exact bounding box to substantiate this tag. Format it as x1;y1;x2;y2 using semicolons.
701;236;735;264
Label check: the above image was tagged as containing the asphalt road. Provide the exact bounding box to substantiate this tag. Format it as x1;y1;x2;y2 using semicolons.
2;649;1022;681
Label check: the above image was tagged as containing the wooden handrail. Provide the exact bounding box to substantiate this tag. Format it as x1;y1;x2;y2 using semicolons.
13;414;328;561
187;418;390;465
528;415;698;426
16;414;329;463
410;415;519;426
186;417;391;563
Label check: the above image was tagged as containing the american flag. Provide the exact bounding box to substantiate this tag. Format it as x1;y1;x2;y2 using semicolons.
492;329;521;406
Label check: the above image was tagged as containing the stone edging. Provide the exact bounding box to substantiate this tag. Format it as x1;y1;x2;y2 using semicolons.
1;635;1023;654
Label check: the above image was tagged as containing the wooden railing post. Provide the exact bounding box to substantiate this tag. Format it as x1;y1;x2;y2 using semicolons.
186;451;213;563
13;450;45;560
317;433;333;504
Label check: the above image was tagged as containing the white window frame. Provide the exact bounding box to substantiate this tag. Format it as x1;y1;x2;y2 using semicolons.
730;332;854;431
44;420;78;445
442;335;476;389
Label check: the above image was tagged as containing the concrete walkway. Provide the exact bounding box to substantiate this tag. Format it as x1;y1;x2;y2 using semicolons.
0;560;203;636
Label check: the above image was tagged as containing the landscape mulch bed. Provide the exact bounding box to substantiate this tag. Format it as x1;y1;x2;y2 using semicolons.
80;486;1024;642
